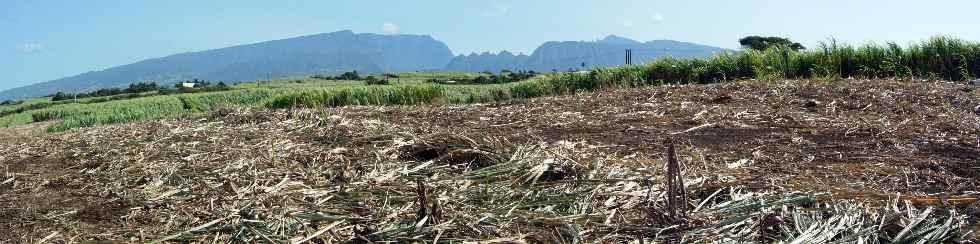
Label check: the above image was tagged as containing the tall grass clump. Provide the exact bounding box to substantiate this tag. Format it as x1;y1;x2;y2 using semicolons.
178;89;278;112
541;35;980;89
0;113;33;128
266;85;445;108
35;90;290;131
442;85;514;104
480;36;980;110
40;96;186;132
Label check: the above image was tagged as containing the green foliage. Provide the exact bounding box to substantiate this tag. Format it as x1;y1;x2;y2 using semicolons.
364;76;389;85
637;35;979;82
2;102;55;120
266;85;444;108
51;92;70;101
0;100;23;106
0;113;32;128
51;82;161;101
426;70;537;85
171;79;233;93
313;70;363;81
740;36;806;51
30;89;278;132
43;96;187;132
397;71;486;80
177;89;277;112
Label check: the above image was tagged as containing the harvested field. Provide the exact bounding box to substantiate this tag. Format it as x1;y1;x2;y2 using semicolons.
1;79;978;242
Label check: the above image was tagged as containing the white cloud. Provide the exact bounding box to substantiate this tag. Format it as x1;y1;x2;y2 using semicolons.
381;23;400;34
653;12;665;22
19;43;45;53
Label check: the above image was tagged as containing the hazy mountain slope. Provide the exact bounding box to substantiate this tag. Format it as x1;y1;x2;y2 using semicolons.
0;33;727;100
446;35;729;72
0;30;453;100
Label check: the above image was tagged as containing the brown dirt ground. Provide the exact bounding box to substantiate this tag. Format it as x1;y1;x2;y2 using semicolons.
0;79;978;242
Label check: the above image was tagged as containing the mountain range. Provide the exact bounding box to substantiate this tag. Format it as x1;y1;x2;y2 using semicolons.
446;35;728;72
0;31;728;100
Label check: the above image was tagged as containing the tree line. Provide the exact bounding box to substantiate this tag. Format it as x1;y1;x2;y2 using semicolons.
311;70;394;85
50;80;230;102
426;70;538;85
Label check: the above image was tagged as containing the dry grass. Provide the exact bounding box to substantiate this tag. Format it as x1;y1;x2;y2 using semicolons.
0;79;977;243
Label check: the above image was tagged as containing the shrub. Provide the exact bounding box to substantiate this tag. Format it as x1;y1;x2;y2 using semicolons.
0;100;23;106
425;70;536;85
338;71;361;80
364;76;389;85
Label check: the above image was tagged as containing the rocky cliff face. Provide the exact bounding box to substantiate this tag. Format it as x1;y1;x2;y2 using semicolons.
445;51;530;72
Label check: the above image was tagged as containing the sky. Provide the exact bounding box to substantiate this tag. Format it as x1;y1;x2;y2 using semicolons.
2;0;980;91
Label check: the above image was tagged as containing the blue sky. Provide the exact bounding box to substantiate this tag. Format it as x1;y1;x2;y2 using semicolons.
2;0;979;91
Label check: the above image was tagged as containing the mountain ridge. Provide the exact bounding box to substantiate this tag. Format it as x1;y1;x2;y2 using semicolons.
0;30;454;100
0;32;727;100
447;35;730;73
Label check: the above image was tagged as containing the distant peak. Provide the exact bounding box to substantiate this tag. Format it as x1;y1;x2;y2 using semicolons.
329;30;355;35
307;30;356;38
599;35;642;45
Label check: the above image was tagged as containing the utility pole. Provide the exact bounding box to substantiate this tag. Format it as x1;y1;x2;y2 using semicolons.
384;65;391;84
625;49;635;84
625;49;632;66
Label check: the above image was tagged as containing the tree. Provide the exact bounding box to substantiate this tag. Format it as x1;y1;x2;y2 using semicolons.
52;92;69;101
473;76;490;84
197;80;212;88
127;82;159;93
338;70;361;80
157;87;175;95
739;36;805;51
507;72;520;81
364;76;388;85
